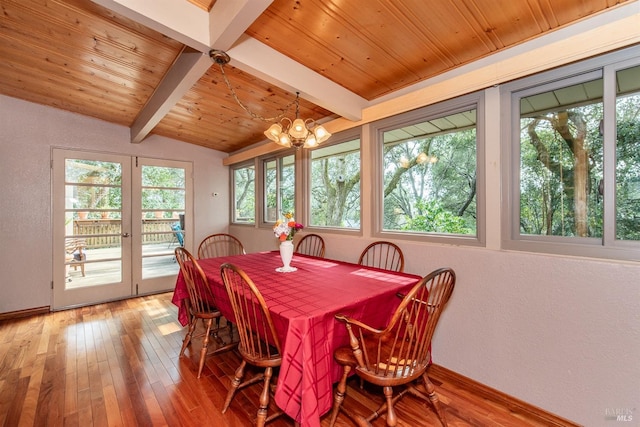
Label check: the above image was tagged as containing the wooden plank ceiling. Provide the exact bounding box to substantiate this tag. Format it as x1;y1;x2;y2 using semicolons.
0;0;630;153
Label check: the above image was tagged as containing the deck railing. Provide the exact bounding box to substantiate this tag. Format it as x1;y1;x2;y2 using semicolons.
73;219;181;248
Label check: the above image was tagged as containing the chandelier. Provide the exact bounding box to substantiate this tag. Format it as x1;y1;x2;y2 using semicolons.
209;50;331;149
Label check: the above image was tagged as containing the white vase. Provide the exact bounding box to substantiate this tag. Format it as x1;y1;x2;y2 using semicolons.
278;240;295;272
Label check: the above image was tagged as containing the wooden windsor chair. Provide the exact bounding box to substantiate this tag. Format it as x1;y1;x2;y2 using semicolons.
220;263;284;426
175;247;236;378
358;241;405;272
329;267;456;427
295;233;326;258
197;233;245;259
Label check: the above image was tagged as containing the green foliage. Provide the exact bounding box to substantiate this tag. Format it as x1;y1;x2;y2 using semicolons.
67;159;122;218
518;86;640;241
234;166;255;222
615;96;640;240
403;200;472;234
310;140;361;228
382;122;477;235
264;156;295;222
141;166;185;217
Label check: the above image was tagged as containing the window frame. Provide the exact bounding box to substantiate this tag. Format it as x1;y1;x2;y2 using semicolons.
261;152;296;226
230;160;257;225
500;45;640;261
304;128;363;234
371;92;486;246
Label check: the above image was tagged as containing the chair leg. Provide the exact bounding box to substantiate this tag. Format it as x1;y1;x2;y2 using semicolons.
329;364;351;427
422;374;447;427
256;367;273;427
179;316;196;357
197;318;213;378
383;386;397;427
222;360;246;413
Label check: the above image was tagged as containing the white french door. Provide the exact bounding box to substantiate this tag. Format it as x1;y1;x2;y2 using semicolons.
134;157;192;295
52;149;192;309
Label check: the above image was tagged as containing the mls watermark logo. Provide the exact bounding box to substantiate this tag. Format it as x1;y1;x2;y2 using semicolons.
605;407;635;422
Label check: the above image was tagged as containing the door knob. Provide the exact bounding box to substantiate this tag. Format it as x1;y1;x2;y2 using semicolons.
122;233;130;237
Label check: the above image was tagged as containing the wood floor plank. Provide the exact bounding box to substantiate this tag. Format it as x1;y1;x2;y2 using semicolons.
19;353;46;427
102;384;122;426
0;373;28;426
77;387;93;426
0;292;579;427
64;371;78;416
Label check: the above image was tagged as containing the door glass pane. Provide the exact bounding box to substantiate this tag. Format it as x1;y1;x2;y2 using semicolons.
616;65;640;241
64;159;123;287
141;165;185;279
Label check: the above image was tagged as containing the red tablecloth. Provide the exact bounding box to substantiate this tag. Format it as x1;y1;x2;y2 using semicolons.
172;251;421;427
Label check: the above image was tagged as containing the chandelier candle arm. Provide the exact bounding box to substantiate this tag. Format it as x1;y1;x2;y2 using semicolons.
263;93;331;149
209;49;331;150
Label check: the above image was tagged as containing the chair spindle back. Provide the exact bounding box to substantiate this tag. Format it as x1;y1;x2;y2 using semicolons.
295;234;326;258
358;241;405;272
175;247;217;315
220;263;281;361
198;233;245;259
341;267;455;382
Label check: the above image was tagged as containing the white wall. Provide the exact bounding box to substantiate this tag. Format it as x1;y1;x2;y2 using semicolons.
0;94;229;313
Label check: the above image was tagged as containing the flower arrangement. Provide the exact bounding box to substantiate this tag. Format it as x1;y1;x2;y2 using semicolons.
273;212;304;241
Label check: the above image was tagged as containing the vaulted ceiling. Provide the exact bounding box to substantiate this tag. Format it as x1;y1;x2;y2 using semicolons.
0;0;632;154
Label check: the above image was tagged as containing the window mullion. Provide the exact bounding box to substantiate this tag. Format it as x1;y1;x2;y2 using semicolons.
602;64;617;247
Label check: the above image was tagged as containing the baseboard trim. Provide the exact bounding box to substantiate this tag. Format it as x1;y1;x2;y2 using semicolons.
0;306;50;322
428;364;581;427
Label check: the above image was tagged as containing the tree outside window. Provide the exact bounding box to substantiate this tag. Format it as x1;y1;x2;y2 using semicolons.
310;138;361;228
141;165;185;219
615;65;640;241
233;164;255;223
382;109;477;236
519;80;605;238
264;155;295;223
506;54;640;259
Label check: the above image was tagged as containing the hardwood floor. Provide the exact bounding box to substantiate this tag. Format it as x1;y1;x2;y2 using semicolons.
0;293;570;427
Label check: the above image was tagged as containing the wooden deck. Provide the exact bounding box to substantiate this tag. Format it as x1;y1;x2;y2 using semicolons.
66;242;181;289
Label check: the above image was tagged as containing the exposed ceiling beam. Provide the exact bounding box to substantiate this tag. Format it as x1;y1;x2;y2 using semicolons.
91;0;211;50
209;0;273;51
228;35;367;121
130;49;211;143
91;0;365;144
92;0;274;143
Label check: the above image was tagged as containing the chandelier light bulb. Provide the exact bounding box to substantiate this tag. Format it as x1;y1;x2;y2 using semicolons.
314;125;331;143
290;118;308;139
210;51;332;150
305;134;318;147
399;156;410;168
278;133;292;146
264;123;283;142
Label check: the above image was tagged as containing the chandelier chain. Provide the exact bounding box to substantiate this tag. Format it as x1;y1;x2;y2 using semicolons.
209;49;331;149
216;63;297;123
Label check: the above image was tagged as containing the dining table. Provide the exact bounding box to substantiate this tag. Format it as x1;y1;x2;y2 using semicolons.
172;250;422;427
